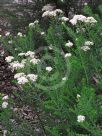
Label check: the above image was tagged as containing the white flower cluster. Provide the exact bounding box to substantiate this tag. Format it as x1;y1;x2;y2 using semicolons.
65;53;72;58
70;15;86;25
14;73;28;84
84;17;97;24
81;46;90;51
70;15;97;25
17;32;23;37
42;9;63;18
30;58;40;65
61;17;69;22
9;61;25;71
65;41;73;47
84;41;94;46
6;50;40;72
5;56;14;63
25;51;35;58
81;41;94;52
17;76;28;85
46;66;53;72
77;115;85;122
2;95;9;109
18;51;40;65
29;20;39;27
14;72;25;79
27;74;38;82
18;51;35;58
14;72;38;84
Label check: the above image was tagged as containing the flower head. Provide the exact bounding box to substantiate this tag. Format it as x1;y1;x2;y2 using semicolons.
65;41;73;47
17;76;28;85
5;56;14;63
2;101;8;109
84;41;94;46
17;32;23;37
27;74;38;82
61;17;69;22
14;73;25;79
30;58;40;65
10;61;25;71
81;46;90;51
46;66;53;72
77;94;81;99
62;77;67;81
65;53;72;58
77;115;85;122
2;95;9;100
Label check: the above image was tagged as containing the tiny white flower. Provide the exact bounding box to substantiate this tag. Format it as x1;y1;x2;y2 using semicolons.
15;48;18;51
41;32;45;35
2;95;9;100
8;40;13;44
5;56;14;63
84;2;88;5
2;101;8;109
46;66;53;72
77;115;85;122
77;94;81;99
65;53;72;58
62;77;67;81
49;46;53;50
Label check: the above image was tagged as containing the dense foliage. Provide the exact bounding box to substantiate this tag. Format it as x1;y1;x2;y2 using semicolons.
0;3;102;136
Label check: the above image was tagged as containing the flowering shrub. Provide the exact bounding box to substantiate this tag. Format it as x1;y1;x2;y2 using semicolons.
0;4;102;136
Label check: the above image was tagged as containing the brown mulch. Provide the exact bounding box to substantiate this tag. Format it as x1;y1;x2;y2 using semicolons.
0;45;18;95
